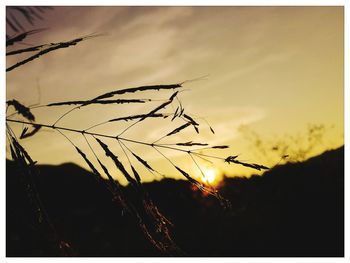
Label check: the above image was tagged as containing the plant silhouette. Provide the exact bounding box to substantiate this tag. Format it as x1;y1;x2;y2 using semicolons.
6;21;268;255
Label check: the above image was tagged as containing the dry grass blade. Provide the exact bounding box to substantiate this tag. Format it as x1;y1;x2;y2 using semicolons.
51;85;178;126
6;28;46;46
10;136;36;165
9;141;43;226
78;136;176;253
139;91;178;122
225;156;269;171
130;165;142;184
96;158;117;184
225;155;239;162
47;99;147;107
88;139;179;254
109;113;165;122
194;117;215;134
179;107;185;117
90;84;182;101
75;146;104;182
182;113;200;134
9;134;73;255
20;124;41;139
6;35;98;72
19;127;28;139
166;123;191;137
76;144;124;203
212;145;229;149
132;152;155;172
10;137;42;225
93;157;132;209
183;114;199;126
168;91;179;101
171;107;179;121
82;134;126;195
9;143;17;160
7;44;47;56
7;99;35;121
176;142;209;146
95;138;138;187
174;165;199;185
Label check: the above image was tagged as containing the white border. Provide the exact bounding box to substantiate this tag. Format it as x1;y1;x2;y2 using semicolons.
2;1;348;262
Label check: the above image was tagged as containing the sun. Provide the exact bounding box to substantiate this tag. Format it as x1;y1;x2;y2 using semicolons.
203;168;216;184
200;168;222;187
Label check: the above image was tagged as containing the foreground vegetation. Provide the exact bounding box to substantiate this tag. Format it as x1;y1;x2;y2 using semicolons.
7;146;344;256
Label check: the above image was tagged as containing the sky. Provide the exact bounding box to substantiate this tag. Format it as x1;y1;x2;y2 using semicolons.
6;6;344;185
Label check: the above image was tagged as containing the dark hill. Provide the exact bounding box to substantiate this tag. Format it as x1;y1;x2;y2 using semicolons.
6;146;344;257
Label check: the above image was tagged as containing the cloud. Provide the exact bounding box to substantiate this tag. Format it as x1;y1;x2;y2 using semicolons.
6;6;343;173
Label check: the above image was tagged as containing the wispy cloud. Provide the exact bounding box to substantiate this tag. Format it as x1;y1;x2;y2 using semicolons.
6;6;343;174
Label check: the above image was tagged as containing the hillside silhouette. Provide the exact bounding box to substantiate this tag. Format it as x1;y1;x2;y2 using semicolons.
6;146;344;257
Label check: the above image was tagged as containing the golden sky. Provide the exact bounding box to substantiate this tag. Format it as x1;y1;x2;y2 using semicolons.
6;6;344;185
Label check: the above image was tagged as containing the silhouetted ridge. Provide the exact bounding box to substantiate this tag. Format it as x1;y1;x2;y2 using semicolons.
6;146;344;256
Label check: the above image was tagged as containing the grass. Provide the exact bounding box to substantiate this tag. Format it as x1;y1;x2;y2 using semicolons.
6;27;268;256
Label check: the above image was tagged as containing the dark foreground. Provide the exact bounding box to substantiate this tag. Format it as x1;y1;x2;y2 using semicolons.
6;147;344;257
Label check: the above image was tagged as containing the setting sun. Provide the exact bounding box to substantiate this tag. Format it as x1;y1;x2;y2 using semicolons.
203;168;216;183
200;168;222;187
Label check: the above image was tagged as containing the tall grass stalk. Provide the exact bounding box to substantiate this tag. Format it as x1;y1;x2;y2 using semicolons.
6;29;268;255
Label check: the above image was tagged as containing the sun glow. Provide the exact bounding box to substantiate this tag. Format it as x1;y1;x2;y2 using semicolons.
200;168;222;187
203;168;216;183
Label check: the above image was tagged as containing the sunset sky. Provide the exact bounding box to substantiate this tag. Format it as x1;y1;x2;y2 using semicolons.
6;6;344;184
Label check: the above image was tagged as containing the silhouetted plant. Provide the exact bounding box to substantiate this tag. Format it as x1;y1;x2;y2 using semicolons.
6;22;268;255
239;123;329;164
